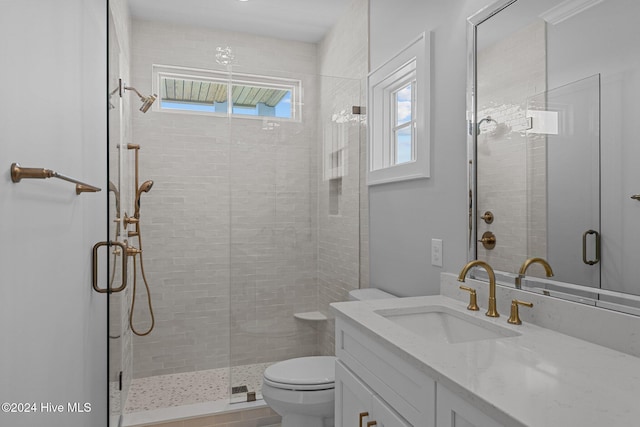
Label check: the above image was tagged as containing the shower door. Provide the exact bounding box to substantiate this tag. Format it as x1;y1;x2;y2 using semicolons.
526;75;600;288
228;74;364;402
107;9;126;425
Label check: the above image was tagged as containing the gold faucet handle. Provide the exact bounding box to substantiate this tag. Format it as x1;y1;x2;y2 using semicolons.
507;299;533;325
459;286;480;311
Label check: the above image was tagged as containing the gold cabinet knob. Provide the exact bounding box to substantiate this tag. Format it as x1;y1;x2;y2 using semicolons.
459;286;479;311
507;299;533;325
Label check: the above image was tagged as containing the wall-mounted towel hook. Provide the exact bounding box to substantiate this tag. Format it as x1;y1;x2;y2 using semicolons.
10;163;101;194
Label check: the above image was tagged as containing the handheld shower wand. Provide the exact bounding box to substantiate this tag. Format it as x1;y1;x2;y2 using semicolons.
129;178;155;337
134;180;154;219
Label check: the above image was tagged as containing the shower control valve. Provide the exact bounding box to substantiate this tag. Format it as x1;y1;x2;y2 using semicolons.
126;246;142;256
123;215;139;225
115;213;139;230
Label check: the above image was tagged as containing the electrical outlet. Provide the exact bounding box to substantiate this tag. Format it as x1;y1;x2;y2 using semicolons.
431;239;443;267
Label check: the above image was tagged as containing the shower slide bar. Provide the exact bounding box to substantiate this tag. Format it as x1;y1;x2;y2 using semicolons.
10;162;101;194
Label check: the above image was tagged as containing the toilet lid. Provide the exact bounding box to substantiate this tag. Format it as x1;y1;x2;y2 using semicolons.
264;356;336;387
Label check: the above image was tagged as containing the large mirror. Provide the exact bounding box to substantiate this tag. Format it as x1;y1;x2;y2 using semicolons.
467;0;640;314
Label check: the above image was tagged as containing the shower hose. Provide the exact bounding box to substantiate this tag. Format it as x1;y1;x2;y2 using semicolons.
129;221;155;336
108;220;155;337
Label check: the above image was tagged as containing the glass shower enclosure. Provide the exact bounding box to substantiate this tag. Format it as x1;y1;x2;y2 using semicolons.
107;9;364;418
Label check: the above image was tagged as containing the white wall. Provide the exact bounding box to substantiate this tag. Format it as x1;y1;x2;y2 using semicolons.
368;0;489;297
0;1;107;426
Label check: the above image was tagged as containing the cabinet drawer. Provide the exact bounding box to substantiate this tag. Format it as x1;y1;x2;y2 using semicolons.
336;318;435;427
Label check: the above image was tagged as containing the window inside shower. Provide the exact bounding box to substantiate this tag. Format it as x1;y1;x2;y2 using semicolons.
152;65;300;120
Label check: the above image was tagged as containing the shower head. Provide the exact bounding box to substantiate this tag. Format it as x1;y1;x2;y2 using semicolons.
134;180;154;218
124;85;157;113
477;116;498;134
139;94;157;113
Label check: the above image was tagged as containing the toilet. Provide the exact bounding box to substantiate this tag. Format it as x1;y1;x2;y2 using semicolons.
262;288;396;427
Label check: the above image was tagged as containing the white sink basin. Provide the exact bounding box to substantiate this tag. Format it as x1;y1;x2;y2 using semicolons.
375;305;520;344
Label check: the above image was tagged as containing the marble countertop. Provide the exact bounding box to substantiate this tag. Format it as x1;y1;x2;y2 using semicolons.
331;293;640;426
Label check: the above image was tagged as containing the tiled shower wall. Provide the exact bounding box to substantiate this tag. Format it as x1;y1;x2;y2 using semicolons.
130;20;321;377
476;20;547;274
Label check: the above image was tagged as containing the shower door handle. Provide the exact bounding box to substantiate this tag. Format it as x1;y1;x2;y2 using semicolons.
582;230;600;266
92;240;128;293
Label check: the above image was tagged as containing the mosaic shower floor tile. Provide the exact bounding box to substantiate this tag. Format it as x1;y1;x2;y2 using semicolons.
124;362;273;413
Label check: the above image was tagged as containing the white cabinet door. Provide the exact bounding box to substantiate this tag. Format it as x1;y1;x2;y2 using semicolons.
436;385;505;427
336;361;414;427
335;361;374;427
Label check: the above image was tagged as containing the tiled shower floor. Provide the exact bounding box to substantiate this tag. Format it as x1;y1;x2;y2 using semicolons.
125;362;273;413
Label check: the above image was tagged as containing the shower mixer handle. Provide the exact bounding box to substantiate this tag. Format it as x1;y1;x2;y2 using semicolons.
127;246;142;256
115;214;139;230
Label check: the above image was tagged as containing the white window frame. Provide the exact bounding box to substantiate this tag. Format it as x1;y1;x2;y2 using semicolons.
151;64;302;121
367;32;430;185
391;79;417;165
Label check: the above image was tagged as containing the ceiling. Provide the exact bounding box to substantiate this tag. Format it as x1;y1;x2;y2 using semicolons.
128;0;351;43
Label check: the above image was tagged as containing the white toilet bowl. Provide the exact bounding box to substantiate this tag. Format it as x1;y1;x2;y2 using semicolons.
262;356;336;427
263;289;396;427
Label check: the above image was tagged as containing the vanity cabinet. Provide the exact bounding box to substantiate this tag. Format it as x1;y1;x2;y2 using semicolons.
435;385;505;427
335;318;436;427
335;318;504;427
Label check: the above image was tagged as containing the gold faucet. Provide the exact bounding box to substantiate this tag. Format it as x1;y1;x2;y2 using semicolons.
458;260;499;317
515;257;554;289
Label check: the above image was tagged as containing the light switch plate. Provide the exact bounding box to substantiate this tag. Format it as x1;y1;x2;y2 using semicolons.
431;238;443;267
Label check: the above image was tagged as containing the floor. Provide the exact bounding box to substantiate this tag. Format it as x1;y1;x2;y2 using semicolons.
125;362;274;413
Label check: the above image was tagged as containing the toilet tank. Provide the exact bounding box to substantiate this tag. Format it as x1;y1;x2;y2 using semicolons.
348;288;396;301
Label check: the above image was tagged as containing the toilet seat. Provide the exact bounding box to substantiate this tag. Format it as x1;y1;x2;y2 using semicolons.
263;356;336;391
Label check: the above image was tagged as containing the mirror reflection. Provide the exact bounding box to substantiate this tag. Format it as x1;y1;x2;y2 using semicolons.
470;0;640;311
